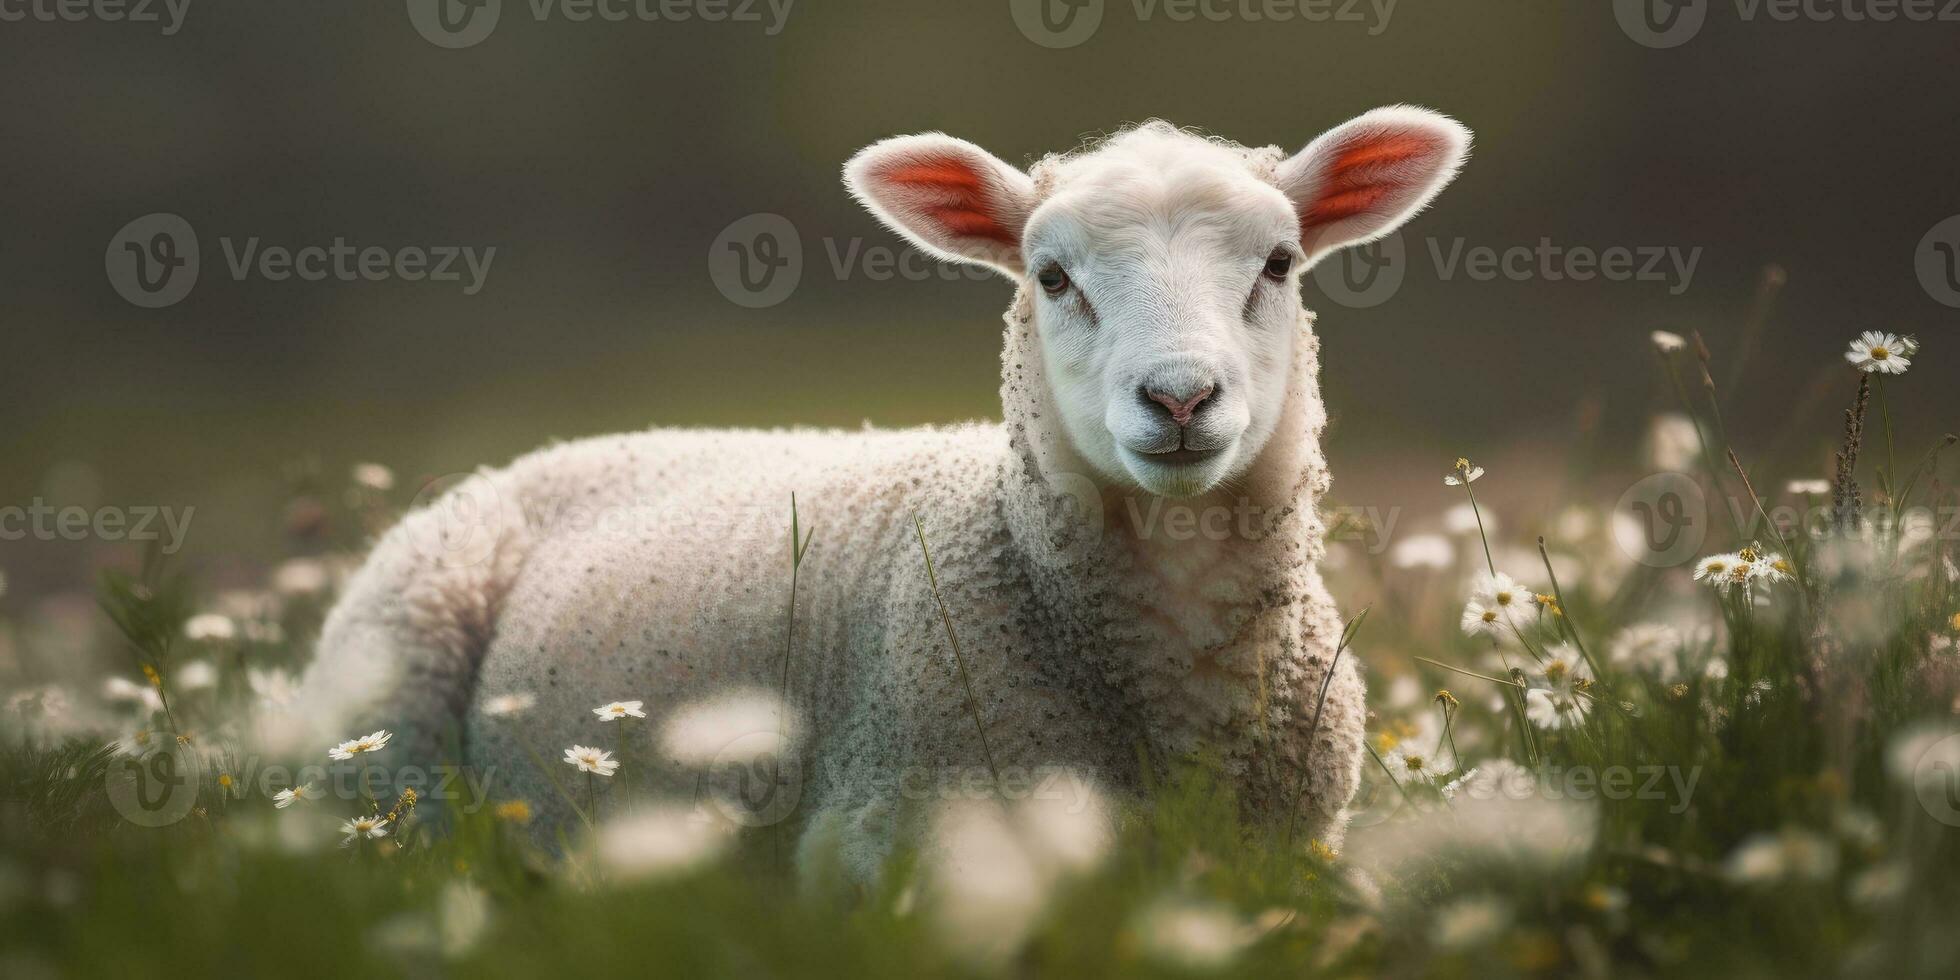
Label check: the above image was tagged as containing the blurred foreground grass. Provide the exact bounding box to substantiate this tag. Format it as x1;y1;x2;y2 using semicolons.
3;332;1959;978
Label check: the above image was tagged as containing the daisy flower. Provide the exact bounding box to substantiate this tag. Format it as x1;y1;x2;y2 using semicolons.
594;700;647;721
1469;571;1534;615
1693;553;1738;590
1460;601;1505;639
1444;458;1484;486
274;783;321;809
340;815;389;846
1651;330;1686;353
1389;741;1453;782
183;613;236;642
328;729;393;761
1537;644;1591;690
1525;687;1590;729
1844;331;1913;375
1786;479;1831;496
483;692;536;717
564;745;620;777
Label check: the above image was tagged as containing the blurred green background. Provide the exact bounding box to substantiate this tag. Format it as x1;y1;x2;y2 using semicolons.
2;0;1955;598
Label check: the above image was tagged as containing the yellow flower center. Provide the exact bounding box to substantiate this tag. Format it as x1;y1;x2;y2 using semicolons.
1545;661;1568;683
1871;346;1890;360
1481;610;1498;624
1495;591;1514;605
1402;754;1425;772
1732;564;1752;580
1706;561;1727;574
1739;547;1759;563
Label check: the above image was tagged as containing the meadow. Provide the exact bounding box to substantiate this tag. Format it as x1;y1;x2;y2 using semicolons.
2;330;1957;978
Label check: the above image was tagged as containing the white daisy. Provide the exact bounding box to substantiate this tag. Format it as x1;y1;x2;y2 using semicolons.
483;692;537;717
1844;330;1913;374
1651;330;1686;353
176;660;218;692
1608;623;1683;682
1444;458;1484;486
1524;687;1590;730
1388;533;1454;571
1785;479;1831;496
1750;553;1794;587
593;700;647;721
1693;553;1738;590
1536;644;1591;691
328;729;393;760
564;744;620;777
1469;571;1534;615
352;462;396;492
1389;741;1452;782
183;613;237;642
102;675;164;711
340;815;389;846
274;783;321;809
1460;601;1505;639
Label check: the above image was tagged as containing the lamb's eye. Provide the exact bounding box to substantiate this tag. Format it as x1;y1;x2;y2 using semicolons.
1263;249;1294;281
1037;265;1070;296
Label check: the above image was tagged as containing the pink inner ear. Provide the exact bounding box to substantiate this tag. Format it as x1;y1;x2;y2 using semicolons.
1301;131;1445;232
876;156;1020;248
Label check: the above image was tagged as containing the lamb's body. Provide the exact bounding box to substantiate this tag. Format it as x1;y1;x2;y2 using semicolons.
302;110;1474;877
303;301;1362;877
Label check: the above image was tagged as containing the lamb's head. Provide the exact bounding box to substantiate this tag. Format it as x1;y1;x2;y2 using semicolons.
846;107;1470;498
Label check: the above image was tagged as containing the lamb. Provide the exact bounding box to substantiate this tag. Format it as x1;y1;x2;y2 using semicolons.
296;106;1471;881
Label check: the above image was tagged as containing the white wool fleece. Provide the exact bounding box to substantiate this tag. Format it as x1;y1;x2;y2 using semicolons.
299;110;1473;882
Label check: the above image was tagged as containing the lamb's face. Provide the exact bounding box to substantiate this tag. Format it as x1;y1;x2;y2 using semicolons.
1019;133;1304;497
846;108;1471;498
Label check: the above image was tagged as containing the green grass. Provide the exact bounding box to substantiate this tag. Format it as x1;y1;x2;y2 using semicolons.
3;337;1959;978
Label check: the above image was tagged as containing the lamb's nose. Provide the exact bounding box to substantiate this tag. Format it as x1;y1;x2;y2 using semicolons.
1144;384;1215;428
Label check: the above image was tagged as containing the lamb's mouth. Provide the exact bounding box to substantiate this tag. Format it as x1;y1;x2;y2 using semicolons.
1136;446;1225;467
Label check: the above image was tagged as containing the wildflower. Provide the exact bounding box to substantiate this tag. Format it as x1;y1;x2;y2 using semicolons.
483;692;536;717
385;788;420;824
1390;741;1451;782
1388;533;1454;571
1693;553;1737;589
1444;458;1484;486
662;692;796;766
1470;571;1533;613
1433;689;1459;711
1440;768;1476;800
1844;330;1913;374
1133;897;1257;971
1608;623;1683;682
328;729;394;760
103;675;164;711
1460;601;1505;639
1786;478;1832;496
274;783;321;809
183;613;236;642
1533;593;1563;617
1524;687;1590;729
1949;612;1960;633
176;660;218;692
563;745;619;777
352;462;396;492
1752;555;1794;587
1724;829;1838;884
1537;644;1591;690
141;664;163;688
1434;895;1511;949
1651;330;1686;353
273;558;331;597
593;700;646;721
494;800;533;823
341;815;390;846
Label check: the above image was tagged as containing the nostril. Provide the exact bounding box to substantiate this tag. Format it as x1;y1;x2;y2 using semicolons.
1144;384;1217;427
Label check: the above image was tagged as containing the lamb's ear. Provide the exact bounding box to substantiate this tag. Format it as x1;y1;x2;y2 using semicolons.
1275;106;1471;267
845;134;1035;276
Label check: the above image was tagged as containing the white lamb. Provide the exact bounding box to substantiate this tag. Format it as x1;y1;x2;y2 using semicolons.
297;106;1471;880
